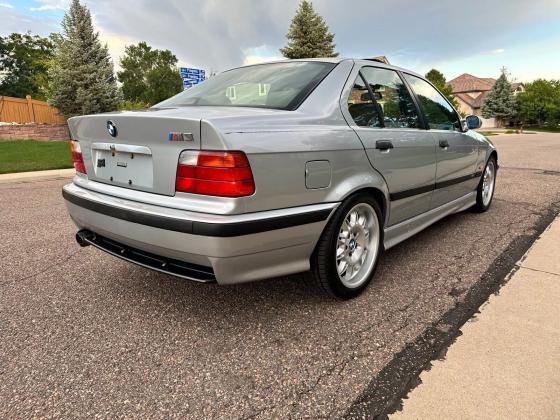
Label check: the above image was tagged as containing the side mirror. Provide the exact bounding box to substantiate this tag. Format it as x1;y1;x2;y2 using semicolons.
465;115;482;130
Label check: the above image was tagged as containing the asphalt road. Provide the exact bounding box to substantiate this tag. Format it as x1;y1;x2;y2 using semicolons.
1;133;559;418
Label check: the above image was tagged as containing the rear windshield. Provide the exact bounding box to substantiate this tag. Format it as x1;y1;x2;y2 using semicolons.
154;61;336;111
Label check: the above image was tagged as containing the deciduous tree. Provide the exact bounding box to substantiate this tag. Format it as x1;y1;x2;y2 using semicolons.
517;79;560;126
0;33;55;99
280;1;338;59
47;0;119;117
117;42;183;105
425;69;459;109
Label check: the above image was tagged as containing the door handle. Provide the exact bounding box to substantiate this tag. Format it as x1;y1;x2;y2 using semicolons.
375;140;394;151
439;139;449;148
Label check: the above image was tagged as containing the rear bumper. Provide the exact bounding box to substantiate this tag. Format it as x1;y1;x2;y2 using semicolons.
62;183;337;284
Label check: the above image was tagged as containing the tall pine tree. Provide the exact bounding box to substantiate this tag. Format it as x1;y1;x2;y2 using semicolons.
482;68;517;126
47;0;119;117
280;1;338;59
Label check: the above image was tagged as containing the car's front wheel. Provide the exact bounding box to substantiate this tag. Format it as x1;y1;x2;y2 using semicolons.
311;193;383;299
473;156;497;212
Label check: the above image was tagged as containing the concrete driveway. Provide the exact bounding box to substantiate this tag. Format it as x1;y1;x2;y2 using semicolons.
1;133;559;418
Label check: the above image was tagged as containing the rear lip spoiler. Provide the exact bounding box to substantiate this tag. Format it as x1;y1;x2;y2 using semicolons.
63;188;334;237
76;230;216;283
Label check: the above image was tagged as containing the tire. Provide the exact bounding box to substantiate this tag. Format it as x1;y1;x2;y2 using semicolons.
473;156;497;213
311;193;383;299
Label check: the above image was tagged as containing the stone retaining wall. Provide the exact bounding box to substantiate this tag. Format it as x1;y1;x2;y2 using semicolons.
0;124;70;141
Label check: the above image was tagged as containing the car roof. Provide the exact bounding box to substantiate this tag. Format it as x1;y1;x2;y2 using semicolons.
351;59;424;79
234;58;425;79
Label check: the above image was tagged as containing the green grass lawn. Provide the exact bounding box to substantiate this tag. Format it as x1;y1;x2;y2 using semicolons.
0;140;73;174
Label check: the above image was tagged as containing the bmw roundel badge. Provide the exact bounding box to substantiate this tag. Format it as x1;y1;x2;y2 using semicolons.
107;120;117;137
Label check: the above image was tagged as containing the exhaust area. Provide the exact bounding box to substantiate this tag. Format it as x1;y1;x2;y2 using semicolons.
75;230;93;247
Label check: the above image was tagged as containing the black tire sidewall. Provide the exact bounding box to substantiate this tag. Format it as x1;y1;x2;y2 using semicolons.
475;157;497;212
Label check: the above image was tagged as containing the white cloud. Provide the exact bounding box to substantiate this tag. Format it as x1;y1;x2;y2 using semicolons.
85;0;294;72
0;5;59;33
80;0;560;73
0;2;14;8
97;31;136;72
89;13;136;71
2;0;560;81
29;0;68;12
242;46;283;66
243;55;284;66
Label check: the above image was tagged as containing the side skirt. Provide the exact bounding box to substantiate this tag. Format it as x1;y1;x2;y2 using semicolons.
383;192;477;250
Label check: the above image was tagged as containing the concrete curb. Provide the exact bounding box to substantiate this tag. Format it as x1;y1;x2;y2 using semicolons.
391;215;560;419
0;168;74;184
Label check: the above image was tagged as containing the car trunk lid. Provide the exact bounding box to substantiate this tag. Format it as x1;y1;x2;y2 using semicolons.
68;108;202;196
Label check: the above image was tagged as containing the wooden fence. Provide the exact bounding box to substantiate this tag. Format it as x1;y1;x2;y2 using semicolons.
0;95;66;124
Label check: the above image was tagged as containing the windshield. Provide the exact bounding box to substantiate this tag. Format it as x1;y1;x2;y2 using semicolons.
154;61;336;111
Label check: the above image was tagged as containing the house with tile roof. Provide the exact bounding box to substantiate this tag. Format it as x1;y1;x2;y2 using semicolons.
449;73;524;127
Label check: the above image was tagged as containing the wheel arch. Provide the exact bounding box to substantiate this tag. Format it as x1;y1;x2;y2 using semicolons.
324;168;390;227
488;149;498;168
347;187;388;226
313;185;388;256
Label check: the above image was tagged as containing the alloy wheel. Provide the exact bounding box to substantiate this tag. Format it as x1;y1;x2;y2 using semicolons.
336;203;380;288
482;160;495;207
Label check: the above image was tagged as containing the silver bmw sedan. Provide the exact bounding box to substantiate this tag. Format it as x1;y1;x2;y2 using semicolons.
63;58;497;298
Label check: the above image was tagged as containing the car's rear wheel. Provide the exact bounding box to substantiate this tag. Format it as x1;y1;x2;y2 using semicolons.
473;156;497;212
311;193;383;299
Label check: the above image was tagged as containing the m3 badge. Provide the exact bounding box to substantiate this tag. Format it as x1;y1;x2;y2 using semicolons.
168;132;194;142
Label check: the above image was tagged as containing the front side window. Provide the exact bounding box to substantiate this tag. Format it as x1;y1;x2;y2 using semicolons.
347;67;420;129
154;61;336;111
403;74;460;131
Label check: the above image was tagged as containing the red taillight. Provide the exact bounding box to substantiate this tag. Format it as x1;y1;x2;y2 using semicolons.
176;151;255;197
70;140;86;174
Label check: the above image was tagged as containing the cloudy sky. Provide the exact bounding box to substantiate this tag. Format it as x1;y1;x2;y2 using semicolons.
1;0;559;82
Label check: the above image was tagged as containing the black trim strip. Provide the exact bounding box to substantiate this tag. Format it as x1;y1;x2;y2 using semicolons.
390;184;434;201
192;209;332;237
435;171;482;190
63;189;332;237
389;171;482;201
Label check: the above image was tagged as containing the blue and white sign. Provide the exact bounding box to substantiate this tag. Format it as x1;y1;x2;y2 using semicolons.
180;67;206;89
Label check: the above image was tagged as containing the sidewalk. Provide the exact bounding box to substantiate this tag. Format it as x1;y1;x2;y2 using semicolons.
0;168;74;184
392;216;560;419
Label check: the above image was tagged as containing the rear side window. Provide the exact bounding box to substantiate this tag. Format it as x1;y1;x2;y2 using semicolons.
347;74;381;127
347;67;420;129
403;74;460;131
